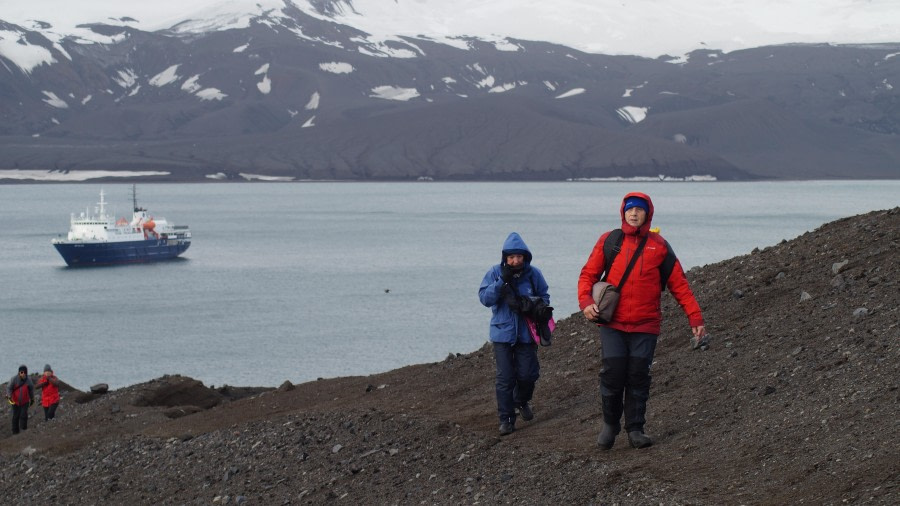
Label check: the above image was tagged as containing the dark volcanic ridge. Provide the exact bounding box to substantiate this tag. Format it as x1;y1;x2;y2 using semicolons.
1;8;898;181
0;208;897;504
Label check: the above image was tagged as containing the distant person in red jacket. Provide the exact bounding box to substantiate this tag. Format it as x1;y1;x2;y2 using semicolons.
36;364;61;421
6;365;34;434
578;192;706;450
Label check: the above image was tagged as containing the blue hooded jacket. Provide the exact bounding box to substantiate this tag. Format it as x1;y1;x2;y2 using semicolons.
478;232;551;344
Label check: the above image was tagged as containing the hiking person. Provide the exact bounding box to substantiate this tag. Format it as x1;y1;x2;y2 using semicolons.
6;365;35;434
36;364;61;421
479;232;551;436
578;192;706;449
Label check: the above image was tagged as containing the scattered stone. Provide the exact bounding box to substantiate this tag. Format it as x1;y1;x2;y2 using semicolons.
90;383;109;394
832;260;849;274
278;380;295;392
830;275;846;289
800;291;812;302
852;308;869;319
732;289;744;299
332;444;343;454
763;386;777;396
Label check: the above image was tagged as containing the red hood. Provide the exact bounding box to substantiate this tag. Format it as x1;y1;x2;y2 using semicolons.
619;192;654;236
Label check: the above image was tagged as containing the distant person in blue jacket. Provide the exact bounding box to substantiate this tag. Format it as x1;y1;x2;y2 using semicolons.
479;232;551;436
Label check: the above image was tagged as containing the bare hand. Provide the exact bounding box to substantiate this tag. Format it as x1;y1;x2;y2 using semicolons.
582;304;599;322
692;325;707;338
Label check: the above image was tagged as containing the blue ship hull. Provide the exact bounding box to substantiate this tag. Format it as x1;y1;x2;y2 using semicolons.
53;239;190;267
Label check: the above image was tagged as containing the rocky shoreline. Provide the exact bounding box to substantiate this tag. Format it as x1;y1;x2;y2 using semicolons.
1;208;897;504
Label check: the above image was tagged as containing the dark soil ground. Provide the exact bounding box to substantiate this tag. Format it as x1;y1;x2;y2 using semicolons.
1;208;897;505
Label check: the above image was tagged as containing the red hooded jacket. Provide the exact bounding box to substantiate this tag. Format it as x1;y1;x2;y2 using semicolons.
37;374;60;407
578;192;703;335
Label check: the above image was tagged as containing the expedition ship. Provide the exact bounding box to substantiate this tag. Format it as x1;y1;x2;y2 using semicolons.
52;186;191;267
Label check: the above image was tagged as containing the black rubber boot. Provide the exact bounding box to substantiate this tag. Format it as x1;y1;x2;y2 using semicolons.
627;430;653;449
499;422;515;436
517;403;534;421
597;423;619;450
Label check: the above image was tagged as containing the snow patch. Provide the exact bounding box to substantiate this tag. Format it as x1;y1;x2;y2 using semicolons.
442;77;457;84
181;75;202;93
42;91;69;109
52;42;71;60
623;88;633;98
885;52;900;60
128;85;141;97
0;170;169;181
257;76;271;94
255;63;270;75
0;30;57;74
673;134;688;144
556;88;585;99
51;118;60;125
569;175;717;182
302;116;316;128
543;81;556;91
476;75;495;88
319;62;354;74
305;92;320;110
369;86;420;101
113;69;138;89
196;88;227;101
489;82;520;93
233;43;249;53
149;65;180;87
206;172;227;180
81;95;92;105
239;173;295;182
617;106;648;124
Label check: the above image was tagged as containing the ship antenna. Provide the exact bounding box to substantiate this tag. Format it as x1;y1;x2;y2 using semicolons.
132;184;138;212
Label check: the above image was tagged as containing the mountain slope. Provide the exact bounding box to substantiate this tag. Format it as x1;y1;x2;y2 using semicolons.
0;2;898;180
0;208;897;503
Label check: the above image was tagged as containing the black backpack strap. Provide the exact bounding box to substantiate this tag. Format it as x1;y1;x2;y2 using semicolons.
659;240;677;291
616;234;648;290
600;229;624;282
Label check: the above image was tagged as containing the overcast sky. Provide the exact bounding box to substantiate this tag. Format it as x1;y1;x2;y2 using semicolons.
1;0;898;56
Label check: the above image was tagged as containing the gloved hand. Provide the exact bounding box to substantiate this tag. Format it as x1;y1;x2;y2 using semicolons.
500;264;515;283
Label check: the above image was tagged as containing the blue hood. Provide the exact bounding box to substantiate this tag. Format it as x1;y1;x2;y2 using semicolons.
500;232;533;265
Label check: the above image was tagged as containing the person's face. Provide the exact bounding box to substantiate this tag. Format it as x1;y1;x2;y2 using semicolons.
18;371;26;379
506;254;525;268
625;206;647;228
44;370;51;377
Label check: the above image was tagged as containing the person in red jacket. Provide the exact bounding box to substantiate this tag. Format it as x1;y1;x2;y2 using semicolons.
6;365;34;434
36;364;61;421
578;192;706;450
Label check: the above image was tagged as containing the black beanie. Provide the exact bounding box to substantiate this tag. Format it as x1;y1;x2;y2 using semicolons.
18;365;27;374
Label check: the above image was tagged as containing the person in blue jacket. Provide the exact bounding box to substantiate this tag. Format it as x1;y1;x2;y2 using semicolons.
479;232;551;436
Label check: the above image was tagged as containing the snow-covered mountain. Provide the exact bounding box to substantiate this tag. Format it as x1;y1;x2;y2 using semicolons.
4;0;899;58
0;0;898;181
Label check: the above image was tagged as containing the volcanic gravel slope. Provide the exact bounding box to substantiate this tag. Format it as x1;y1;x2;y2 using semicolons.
0;208;897;505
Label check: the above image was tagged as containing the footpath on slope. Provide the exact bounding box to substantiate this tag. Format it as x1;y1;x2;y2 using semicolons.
0;208;897;504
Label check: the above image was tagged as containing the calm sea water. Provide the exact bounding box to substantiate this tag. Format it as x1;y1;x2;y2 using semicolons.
2;181;897;389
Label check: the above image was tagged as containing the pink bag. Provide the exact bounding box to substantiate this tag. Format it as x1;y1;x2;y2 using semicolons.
526;316;555;346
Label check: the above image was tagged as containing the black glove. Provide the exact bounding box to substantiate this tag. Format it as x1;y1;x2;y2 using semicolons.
503;285;523;312
500;264;515;283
